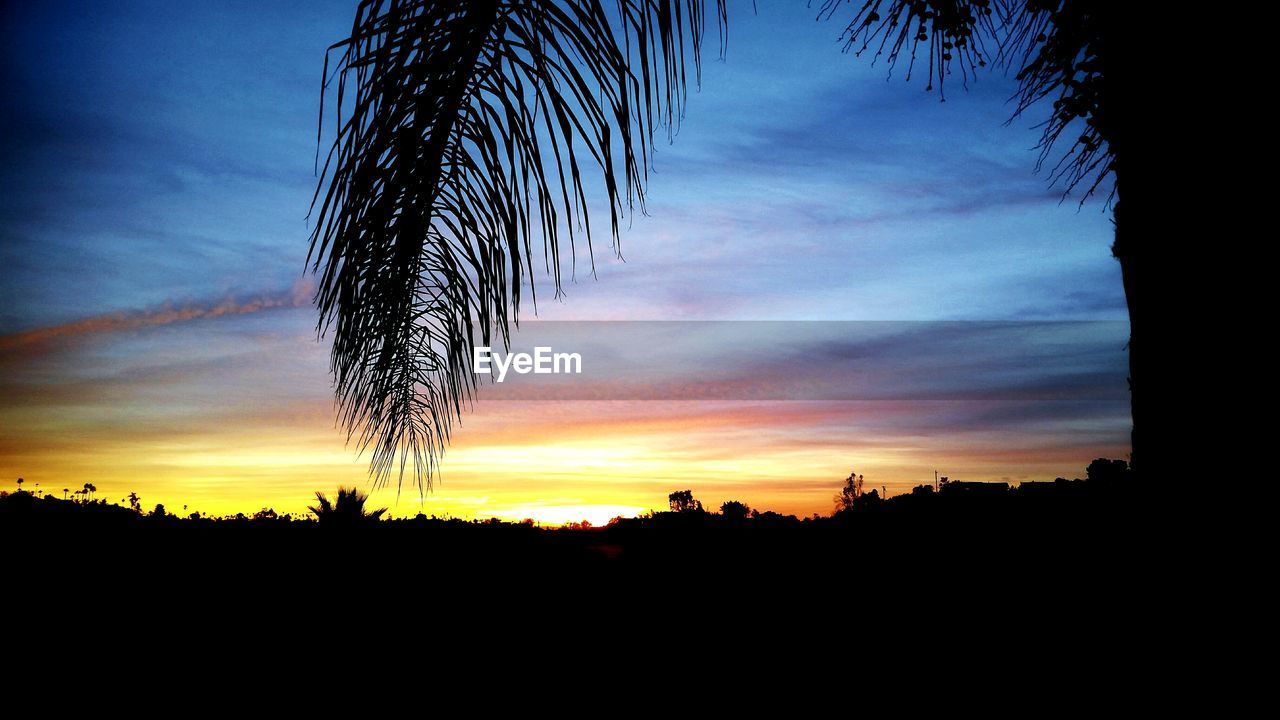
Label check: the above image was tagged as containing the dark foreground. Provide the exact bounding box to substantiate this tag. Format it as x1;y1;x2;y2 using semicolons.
5;473;1166;608
6;483;1177;684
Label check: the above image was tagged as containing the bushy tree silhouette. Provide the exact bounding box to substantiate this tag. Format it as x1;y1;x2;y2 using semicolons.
720;500;750;520
668;490;703;513
1086;458;1130;484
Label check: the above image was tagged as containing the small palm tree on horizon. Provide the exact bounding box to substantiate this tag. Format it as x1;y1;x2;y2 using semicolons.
309;487;387;525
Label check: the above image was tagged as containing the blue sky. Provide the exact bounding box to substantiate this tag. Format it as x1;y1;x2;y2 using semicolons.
0;1;1128;518
0;0;1122;330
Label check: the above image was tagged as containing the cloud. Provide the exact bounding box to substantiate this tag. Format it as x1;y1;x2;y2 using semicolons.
466;320;1129;403
0;277;315;353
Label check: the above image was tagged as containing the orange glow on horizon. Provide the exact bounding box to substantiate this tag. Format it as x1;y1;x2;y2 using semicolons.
0;393;1126;521
1;308;1129;521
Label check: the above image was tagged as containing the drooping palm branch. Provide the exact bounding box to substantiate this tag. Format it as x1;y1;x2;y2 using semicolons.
1000;0;1116;200
308;1;726;491
821;0;1133;463
819;0;1000;97
820;0;1116;200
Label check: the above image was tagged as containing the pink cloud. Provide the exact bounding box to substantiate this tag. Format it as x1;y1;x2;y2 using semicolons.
0;278;316;353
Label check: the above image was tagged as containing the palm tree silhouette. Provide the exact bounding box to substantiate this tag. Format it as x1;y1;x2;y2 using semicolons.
310;1;1139;489
308;487;388;525
817;1;1139;467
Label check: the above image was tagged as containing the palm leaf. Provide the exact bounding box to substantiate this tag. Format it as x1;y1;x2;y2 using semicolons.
820;0;1115;200
1000;0;1116;201
308;0;726;491
818;0;1001;98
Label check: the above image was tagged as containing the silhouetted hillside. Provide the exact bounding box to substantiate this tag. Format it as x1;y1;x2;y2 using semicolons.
3;459;1148;580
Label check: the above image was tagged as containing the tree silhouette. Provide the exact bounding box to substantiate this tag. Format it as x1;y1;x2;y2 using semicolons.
818;0;1136;465
720;500;750;521
312;1;1139;486
668;490;703;513
834;471;865;513
1086;457;1130;484
309;487;388;525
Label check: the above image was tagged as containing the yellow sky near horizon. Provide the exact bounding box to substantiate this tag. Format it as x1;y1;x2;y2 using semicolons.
0;306;1129;526
1;388;1123;524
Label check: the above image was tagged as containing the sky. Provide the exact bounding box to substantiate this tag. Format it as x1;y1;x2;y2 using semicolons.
0;0;1128;523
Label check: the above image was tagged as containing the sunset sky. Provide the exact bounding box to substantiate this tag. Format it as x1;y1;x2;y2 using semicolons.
0;0;1128;523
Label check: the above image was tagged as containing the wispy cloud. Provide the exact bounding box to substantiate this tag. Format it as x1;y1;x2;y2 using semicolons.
0;278;314;353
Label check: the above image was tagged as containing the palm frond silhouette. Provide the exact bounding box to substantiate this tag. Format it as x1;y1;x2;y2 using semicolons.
819;1;1134;462
309;487;388;524
312;0;1138;486
308;0;726;491
823;0;1115;200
